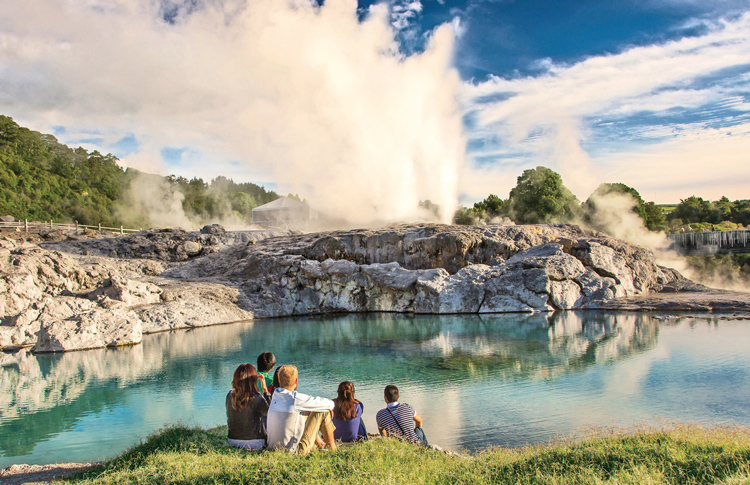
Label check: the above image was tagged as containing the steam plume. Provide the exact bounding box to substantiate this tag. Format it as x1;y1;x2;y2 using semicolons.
0;0;466;226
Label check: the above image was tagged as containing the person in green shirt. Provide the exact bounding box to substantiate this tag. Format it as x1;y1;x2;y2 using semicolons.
257;352;276;390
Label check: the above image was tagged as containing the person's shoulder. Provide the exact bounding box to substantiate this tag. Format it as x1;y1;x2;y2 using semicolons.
397;402;416;414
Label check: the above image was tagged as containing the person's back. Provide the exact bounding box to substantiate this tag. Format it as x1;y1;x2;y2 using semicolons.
257;352;276;391
376;384;426;444
226;363;270;450
332;381;366;442
226;392;269;441
266;365;337;454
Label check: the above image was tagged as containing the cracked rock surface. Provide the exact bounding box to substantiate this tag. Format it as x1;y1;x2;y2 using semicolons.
2;223;745;353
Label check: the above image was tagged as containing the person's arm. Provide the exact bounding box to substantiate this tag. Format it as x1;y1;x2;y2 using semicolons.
255;394;270;416
258;376;268;394
376;413;387;436
293;392;335;413
413;413;423;428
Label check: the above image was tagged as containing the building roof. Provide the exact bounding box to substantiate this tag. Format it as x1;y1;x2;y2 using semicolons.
252;196;309;212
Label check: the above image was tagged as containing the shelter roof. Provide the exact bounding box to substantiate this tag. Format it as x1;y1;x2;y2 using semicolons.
252;196;309;212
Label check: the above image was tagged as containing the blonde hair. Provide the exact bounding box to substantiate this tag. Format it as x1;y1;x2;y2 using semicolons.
277;365;298;389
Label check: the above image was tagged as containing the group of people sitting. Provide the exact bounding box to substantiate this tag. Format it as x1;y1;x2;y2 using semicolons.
226;352;428;455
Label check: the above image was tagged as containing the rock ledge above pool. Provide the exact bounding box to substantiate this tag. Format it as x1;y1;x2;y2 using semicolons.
1;223;748;353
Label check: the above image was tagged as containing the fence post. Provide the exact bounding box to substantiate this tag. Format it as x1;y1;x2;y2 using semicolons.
98;223;101;233
75;220;79;234
120;225;123;234
25;219;28;233
50;220;53;229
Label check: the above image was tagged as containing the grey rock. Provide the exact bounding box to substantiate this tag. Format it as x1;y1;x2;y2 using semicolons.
183;241;202;257
484;268;552;311
33;309;142;352
505;243;564;264
362;262;420;290
201;224;226;234
5;222;728;353
523;268;551;293
415;265;489;313
87;276;162;307
549;280;583;310
479;294;534;313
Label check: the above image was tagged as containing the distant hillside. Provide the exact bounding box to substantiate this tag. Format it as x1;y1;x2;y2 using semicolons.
0;115;279;227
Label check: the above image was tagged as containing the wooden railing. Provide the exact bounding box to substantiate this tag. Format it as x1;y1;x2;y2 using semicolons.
0;220;141;235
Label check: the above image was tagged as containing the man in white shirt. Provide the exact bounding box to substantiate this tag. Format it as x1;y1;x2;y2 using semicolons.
266;364;337;455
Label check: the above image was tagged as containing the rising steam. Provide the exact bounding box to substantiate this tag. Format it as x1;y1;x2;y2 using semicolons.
0;0;466;226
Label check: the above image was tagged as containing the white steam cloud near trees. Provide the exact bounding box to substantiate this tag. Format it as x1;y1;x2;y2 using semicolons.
0;0;466;225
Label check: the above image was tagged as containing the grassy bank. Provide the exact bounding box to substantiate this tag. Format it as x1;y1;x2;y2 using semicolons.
67;424;750;485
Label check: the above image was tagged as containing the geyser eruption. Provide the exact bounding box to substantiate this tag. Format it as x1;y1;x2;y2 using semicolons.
0;0;466;226
234;0;466;225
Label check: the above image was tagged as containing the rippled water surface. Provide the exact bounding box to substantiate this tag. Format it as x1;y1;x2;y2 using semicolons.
2;312;750;466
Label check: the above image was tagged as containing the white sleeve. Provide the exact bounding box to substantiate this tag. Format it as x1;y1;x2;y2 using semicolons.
293;392;335;413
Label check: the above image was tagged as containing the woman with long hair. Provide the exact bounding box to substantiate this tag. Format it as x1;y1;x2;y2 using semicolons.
226;363;270;450
332;381;367;442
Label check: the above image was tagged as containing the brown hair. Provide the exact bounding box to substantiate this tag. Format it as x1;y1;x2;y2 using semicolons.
231;363;261;411
277;365;298;389
333;381;358;421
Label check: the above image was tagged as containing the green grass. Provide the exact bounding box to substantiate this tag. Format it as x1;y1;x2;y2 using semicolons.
66;424;750;485
658;204;678;215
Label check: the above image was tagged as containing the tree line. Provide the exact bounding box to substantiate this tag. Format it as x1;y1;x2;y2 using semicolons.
0;115;279;227
451;166;749;233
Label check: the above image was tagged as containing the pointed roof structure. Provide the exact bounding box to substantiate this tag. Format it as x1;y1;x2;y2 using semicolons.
252;196;309;212
252;196;316;226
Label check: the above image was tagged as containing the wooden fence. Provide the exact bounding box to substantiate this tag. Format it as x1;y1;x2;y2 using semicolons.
667;230;750;254
0;219;141;235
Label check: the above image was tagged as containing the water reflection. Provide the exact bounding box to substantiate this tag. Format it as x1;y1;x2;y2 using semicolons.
2;312;748;465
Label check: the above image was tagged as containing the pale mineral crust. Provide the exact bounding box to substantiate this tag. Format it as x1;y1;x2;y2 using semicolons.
1;223;748;353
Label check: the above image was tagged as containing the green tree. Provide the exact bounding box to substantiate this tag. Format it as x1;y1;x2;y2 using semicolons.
643;202;666;231
453;206;478;225
473;194;504;218
507;166;581;224
670;196;713;224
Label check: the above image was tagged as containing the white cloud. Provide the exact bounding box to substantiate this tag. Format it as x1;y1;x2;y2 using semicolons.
0;0;466;225
461;13;750;202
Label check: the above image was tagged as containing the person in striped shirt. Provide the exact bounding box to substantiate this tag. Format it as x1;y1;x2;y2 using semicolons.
375;384;428;445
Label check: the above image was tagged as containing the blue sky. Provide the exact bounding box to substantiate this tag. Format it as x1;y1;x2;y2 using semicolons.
1;0;749;221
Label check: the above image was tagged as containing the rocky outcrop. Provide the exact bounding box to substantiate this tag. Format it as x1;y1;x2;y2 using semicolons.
214;224;682;318
5;222;737;353
44;226;291;262
33;308;143;352
0;229;265;352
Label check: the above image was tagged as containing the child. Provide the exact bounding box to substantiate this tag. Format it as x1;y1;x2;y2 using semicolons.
257;352;276;391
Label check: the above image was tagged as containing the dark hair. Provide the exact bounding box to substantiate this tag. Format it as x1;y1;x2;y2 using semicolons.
272;366;282;391
333;381;358;421
384;384;399;404
257;352;276;373
231;363;261;411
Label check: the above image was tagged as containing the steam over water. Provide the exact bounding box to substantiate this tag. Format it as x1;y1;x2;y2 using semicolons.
2;312;750;466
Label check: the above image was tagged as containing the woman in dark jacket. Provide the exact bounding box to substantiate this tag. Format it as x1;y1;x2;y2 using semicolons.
226;363;270;449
